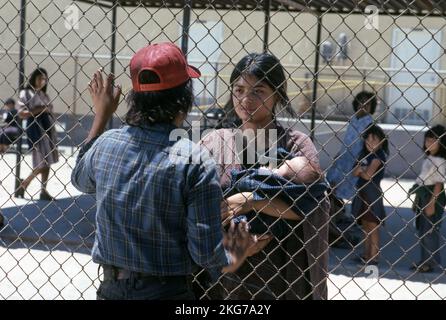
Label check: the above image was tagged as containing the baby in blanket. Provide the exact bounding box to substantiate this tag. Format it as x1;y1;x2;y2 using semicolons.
264;156;321;184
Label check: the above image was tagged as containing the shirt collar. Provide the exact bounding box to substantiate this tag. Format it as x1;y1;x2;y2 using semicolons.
137;122;179;133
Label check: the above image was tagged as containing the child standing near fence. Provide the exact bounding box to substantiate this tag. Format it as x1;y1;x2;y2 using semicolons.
409;125;446;273
351;125;388;265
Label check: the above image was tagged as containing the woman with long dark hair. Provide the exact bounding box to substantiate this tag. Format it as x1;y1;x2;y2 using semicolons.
200;53;329;300
16;67;58;200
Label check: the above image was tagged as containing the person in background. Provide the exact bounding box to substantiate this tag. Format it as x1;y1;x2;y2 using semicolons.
326;91;376;201
409;125;446;273
0;98;22;153
0;97;22;231
351;125;388;266
16;68;59;201
324;91;377;249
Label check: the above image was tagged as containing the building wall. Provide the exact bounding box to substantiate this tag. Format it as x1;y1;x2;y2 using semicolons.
1;1;445;125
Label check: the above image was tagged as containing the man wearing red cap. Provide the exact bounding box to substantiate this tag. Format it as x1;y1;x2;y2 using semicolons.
71;42;253;300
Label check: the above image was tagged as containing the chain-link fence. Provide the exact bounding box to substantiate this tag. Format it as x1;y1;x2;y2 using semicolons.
1;0;446;300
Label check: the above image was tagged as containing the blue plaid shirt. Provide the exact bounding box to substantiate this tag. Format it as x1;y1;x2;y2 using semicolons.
71;123;230;276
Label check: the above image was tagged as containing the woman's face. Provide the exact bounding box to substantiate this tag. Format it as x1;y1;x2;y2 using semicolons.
425;136;440;156
232;74;277;127
35;74;47;90
365;133;383;153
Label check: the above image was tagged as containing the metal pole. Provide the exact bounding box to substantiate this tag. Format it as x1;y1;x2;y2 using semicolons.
72;53;79;154
14;0;26;195
263;0;271;53
213;61;219;105
181;0;192;55
72;54;79;117
310;14;323;140
108;1;117;130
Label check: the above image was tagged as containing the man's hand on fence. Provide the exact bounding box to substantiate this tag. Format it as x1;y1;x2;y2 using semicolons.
222;220;257;273
88;69;121;119
86;69;122;141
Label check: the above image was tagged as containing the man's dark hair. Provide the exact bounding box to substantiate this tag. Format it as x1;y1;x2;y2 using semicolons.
125;70;194;126
353;91;377;115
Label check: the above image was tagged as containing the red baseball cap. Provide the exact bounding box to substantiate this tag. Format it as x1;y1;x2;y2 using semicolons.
130;42;201;92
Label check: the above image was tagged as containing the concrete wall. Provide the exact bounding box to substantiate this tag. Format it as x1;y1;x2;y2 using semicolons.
1;1;446;122
0;1;443;179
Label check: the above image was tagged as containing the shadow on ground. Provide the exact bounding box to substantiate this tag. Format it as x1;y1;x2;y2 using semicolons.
0;195;96;255
330;205;446;284
1;197;445;284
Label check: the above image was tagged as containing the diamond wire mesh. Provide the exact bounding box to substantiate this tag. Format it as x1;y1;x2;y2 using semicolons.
0;0;445;299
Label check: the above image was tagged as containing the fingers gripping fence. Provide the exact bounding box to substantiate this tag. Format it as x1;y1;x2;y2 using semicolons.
0;0;445;300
